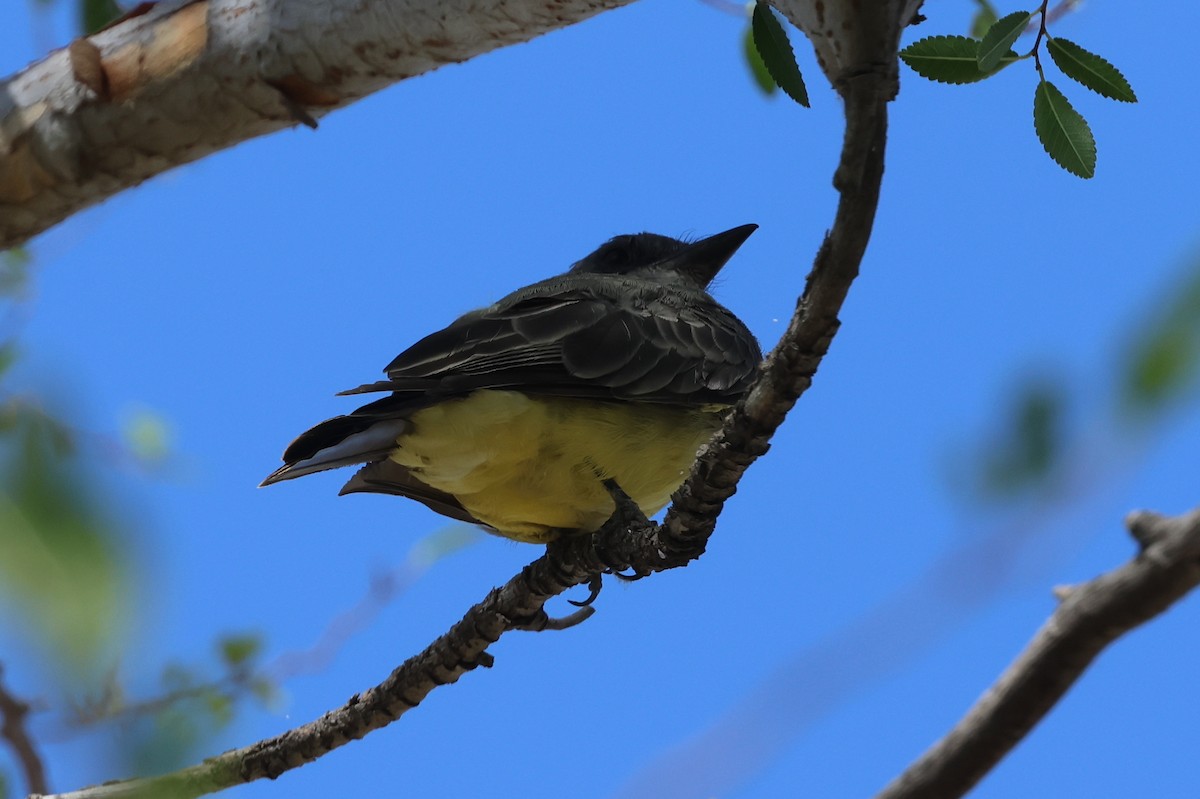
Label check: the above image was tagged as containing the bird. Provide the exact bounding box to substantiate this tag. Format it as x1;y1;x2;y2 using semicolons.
261;224;762;544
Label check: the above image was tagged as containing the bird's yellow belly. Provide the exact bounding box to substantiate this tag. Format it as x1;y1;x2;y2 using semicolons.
388;390;725;543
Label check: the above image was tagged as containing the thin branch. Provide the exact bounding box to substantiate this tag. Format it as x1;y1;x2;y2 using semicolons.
27;534;630;799
0;665;50;795
875;506;1200;799
30;3;913;797
49;529;479;738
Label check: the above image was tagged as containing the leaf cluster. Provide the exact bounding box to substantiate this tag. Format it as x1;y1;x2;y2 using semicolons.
899;4;1136;178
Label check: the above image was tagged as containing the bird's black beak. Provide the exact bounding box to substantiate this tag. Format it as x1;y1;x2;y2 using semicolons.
658;224;758;288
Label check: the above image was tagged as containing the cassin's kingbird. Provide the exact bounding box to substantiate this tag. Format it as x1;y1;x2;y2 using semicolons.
261;224;761;544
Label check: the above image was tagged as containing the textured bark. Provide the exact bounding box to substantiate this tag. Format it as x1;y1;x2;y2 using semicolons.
13;2;910;796
876;508;1200;799
0;0;629;248
25;2;919;796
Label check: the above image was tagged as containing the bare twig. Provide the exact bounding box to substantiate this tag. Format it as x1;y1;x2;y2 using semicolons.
0;665;50;795
875;506;1200;799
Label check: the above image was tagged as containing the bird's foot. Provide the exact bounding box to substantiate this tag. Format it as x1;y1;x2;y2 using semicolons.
568;572;605;607
597;479;653;582
511;606;595;632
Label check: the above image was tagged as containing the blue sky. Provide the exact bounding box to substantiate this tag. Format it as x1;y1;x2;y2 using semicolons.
2;2;1199;798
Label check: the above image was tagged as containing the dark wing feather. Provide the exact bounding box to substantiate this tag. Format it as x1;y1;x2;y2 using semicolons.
263;274;761;498
344;277;761;405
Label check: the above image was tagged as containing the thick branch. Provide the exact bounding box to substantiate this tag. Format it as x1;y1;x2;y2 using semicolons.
876;507;1200;799
0;0;630;249
0;666;50;795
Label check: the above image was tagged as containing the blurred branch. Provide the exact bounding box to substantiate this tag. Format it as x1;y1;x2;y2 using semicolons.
1046;0;1083;25
49;529;476;738
0;665;49;795
876;506;1200;799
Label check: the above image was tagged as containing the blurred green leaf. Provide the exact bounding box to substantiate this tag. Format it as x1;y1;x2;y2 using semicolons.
970;0;999;39
1033;79;1096;178
979;380;1066;498
0;769;9;799
217;633;263;669
249;676;281;708
202;689;234;728
0;343;18;380
1125;330;1194;410
410;525;481;569
750;1;809;107
0;412;129;672
122;407;171;464
901;35;1019;84
126;706;202;776
1047;37;1137;103
743;24;777;96
160;662;197;693
978;11;1032;71
81;0;123;34
0;249;32;298
1120;261;1200;416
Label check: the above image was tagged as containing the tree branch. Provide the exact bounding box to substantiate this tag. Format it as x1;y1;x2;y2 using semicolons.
0;0;632;249
0;665;50;795
28;2;920;797
875;506;1200;799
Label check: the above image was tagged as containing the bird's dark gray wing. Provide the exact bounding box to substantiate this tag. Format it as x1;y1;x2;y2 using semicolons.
339;280;761;405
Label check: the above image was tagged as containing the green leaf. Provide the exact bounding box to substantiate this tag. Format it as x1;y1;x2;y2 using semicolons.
161;662;196;692
1120;260;1200;415
249;676;281;708
202;690;234;728
1033;80;1096;178
743;24;777;96
122;407;171;464
977;11;1033;71
0;342;17;380
901;35;1019;84
0;248;31;298
970;0;999;39
1047;37;1137;103
411;525;482;568
978;380;1066;498
0;413;129;672
81;0;123;35
1125;329;1195;411
751;2;809;108
218;633;263;668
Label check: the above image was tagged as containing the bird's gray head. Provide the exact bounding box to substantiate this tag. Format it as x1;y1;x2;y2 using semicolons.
570;224;757;290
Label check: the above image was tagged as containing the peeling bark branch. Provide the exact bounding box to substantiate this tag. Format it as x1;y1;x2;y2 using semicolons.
0;0;631;249
875;507;1200;799
0;666;50;795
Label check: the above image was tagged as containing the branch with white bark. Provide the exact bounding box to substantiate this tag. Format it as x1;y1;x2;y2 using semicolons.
0;0;630;249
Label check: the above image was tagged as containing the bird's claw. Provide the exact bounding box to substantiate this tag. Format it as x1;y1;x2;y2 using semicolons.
568;573;605;607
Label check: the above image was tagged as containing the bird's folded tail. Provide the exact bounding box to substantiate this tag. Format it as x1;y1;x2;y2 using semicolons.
259;416;410;486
